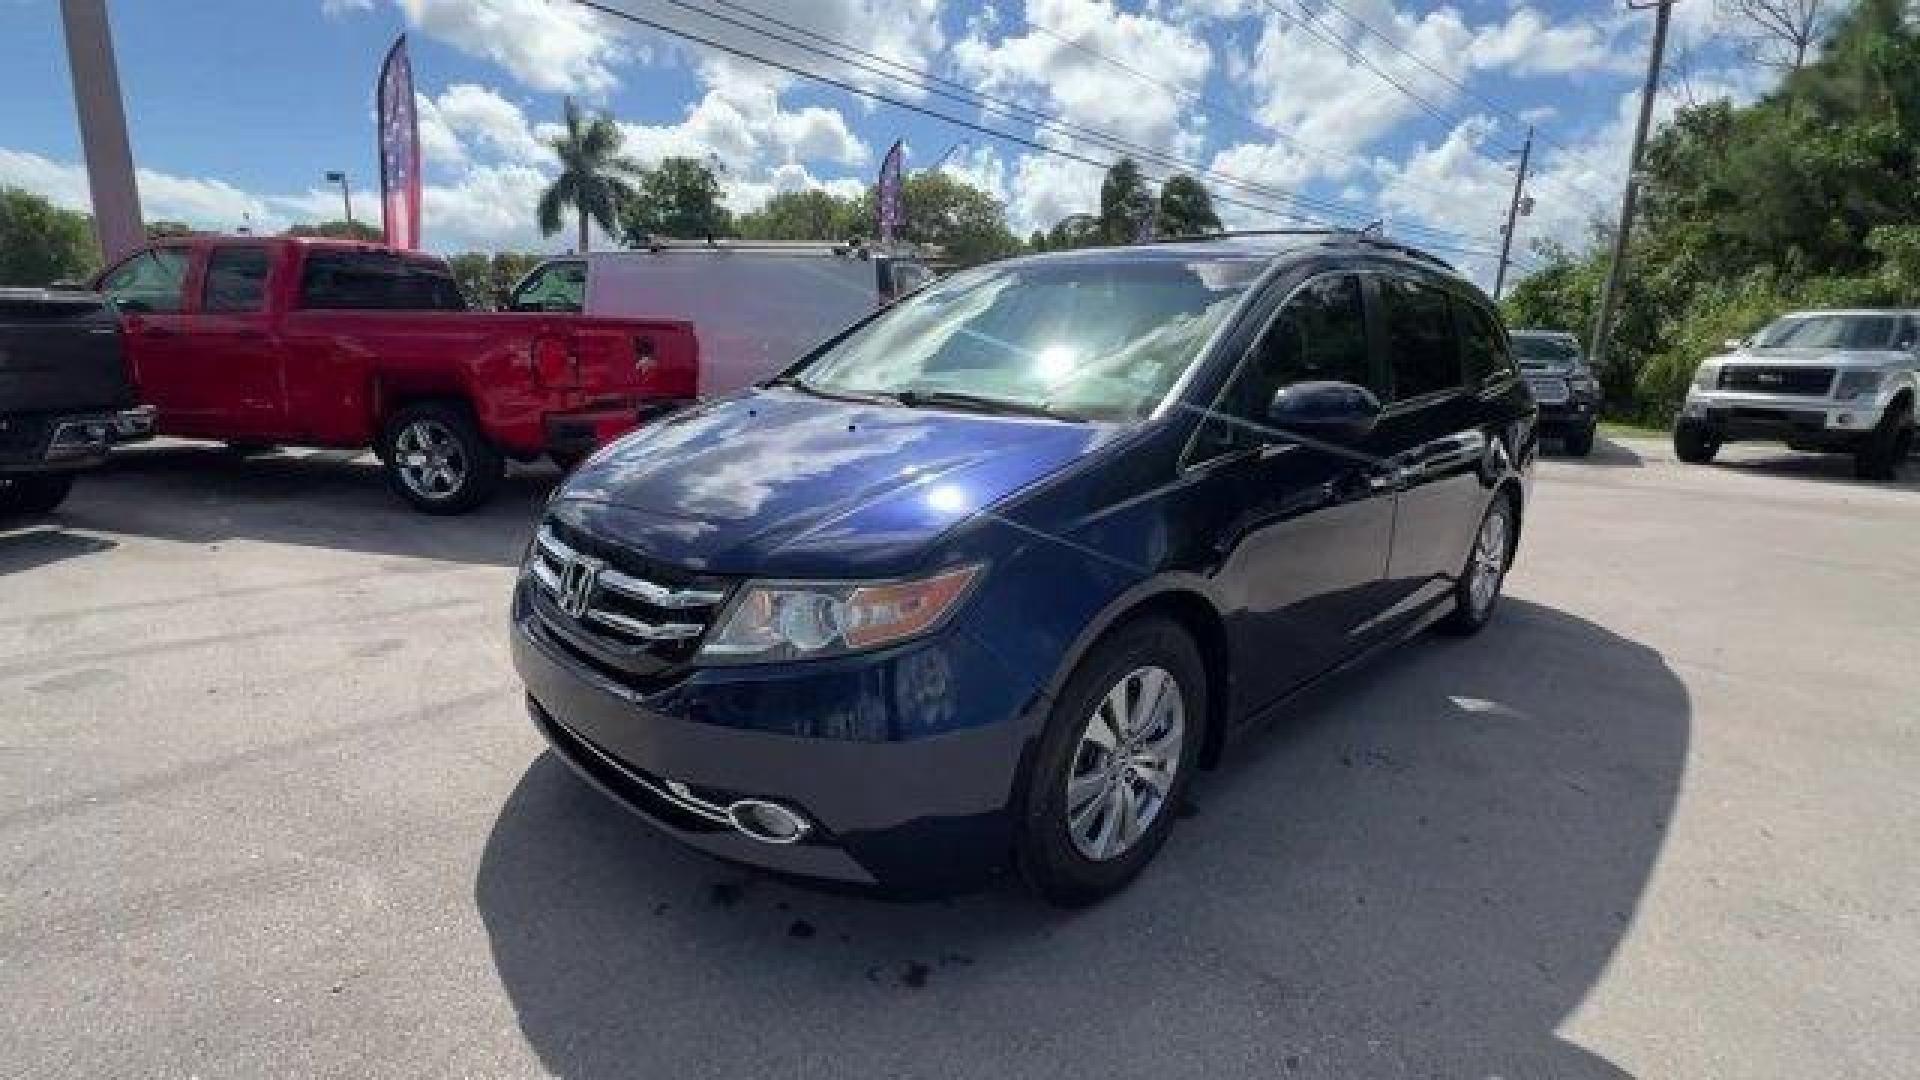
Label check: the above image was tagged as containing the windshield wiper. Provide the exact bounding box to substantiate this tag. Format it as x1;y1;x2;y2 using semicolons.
771;375;900;406
895;389;1088;423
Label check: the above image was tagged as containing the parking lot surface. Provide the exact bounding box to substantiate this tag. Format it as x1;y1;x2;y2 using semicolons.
2;437;1916;1079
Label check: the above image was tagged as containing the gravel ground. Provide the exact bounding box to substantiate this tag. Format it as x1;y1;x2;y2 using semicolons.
1;436;1915;1079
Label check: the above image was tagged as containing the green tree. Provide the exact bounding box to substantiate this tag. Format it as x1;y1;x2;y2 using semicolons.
0;187;97;287
1040;213;1101;252
853;171;1022;265
284;219;381;242
1098;156;1154;244
619;156;733;243
1156;174;1221;238
537;97;642;254
736;188;862;241
446;250;547;309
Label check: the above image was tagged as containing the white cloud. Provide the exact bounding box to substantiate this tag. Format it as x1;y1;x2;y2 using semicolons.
1468;6;1638;78
953;0;1213;157
1;147;287;233
392;0;628;94
432;83;550;165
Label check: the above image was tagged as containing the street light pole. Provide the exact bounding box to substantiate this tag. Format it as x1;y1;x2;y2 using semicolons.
1492;126;1534;303
1589;0;1674;387
324;171;354;225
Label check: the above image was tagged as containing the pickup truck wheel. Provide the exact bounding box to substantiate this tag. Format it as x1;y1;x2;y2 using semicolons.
1673;419;1721;464
380;403;504;515
0;473;76;516
1854;402;1913;482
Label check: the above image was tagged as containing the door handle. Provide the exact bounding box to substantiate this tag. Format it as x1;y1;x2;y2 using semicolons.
1367;464;1409;491
141;324;174;339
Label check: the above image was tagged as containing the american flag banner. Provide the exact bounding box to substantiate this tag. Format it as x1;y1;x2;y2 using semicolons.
876;139;904;246
376;35;422;250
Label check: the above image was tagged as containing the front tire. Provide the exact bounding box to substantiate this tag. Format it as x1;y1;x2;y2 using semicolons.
1562;423;1596;457
0;473;76;516
379;401;505;515
1436;492;1515;637
1017;617;1205;907
1854;401;1913;482
1673;419;1721;464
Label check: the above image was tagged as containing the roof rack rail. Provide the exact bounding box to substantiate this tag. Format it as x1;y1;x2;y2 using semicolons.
630;235;887;259
1149;227;1346;245
1148;226;1458;273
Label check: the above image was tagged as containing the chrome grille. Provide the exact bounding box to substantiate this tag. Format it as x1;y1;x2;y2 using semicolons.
1718;365;1835;396
1524;376;1570;404
529;525;726;651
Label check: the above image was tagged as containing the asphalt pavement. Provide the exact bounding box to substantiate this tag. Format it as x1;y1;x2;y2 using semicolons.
1;436;1915;1079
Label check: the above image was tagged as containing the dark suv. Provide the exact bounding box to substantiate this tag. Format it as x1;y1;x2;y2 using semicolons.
511;234;1537;905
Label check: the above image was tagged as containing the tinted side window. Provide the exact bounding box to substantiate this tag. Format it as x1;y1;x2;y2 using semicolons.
508;261;585;312
101;248;190;313
300;251;465;311
1380;276;1460;401
203;247;270;313
1456;297;1512;384
1198;274;1370;455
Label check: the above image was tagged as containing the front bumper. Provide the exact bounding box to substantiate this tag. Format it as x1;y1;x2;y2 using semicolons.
0;404;152;473
1681;389;1889;442
1535;398;1597;433
511;603;1042;894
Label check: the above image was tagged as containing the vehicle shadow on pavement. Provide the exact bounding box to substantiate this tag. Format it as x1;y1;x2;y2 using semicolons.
0;526;117;576
56;443;557;566
475;599;1688;1080
1706;448;1920;493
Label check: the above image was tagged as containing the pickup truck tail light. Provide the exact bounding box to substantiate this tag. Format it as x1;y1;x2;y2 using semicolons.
532;335;579;388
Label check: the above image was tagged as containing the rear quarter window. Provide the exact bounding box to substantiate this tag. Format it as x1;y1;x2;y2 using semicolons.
299;251;465;311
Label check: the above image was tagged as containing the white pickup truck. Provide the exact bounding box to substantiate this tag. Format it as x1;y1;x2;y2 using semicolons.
1674;309;1917;480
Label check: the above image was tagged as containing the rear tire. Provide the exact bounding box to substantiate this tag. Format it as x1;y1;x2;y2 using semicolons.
1673;419;1721;464
1854;402;1912;482
1562;423;1596;457
1436;492;1515;637
378;401;504;515
0;473;76;516
1017;617;1205;907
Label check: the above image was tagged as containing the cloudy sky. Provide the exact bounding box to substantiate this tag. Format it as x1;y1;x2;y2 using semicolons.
1;0;1781;285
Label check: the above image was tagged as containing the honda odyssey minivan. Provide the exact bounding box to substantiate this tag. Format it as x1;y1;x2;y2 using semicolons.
510;233;1537;905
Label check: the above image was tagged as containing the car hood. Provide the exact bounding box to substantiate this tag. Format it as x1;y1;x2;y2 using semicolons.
1721;347;1912;370
555;388;1115;576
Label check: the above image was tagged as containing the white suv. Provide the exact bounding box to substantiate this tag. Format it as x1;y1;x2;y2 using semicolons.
1675;309;1918;480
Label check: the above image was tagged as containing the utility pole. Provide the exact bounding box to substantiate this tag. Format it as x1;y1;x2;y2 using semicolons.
59;0;144;262
1589;0;1674;384
1492;125;1534;302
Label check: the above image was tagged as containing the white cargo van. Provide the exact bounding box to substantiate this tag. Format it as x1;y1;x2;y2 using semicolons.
507;240;935;397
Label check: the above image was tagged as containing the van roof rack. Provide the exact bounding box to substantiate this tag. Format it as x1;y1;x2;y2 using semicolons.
630;235;872;257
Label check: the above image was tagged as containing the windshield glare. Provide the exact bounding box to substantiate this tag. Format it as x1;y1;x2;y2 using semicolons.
1754;313;1908;350
794;258;1266;422
1511;334;1582;367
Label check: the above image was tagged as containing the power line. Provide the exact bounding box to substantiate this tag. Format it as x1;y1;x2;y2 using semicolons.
637;0;1505;254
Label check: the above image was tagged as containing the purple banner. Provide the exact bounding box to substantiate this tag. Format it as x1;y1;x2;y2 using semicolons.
876;139;904;246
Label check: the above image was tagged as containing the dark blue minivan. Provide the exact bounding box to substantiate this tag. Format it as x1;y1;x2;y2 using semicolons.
511;234;1537;905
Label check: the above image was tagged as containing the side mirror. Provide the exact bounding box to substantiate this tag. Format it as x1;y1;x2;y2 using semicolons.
1266;381;1383;443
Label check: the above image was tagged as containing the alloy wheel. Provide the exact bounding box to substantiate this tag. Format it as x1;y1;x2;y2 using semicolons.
1468;502;1510;615
394;419;469;501
1065;665;1184;862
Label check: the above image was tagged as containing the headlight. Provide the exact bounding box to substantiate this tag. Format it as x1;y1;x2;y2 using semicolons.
1691;362;1720;391
699;564;983;663
1834;370;1885;401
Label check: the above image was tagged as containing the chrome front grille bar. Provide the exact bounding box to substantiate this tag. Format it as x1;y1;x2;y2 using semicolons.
535;527;725;609
531;526;722;643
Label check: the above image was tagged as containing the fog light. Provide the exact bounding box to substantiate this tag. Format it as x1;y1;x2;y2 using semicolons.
728;799;810;844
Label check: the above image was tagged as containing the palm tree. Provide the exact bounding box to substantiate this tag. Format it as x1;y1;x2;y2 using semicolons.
537;97;640;253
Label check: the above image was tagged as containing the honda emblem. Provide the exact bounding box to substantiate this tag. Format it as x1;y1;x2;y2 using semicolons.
557;554;604;618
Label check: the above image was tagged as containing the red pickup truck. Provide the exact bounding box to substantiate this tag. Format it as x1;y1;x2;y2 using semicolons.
94;236;696;512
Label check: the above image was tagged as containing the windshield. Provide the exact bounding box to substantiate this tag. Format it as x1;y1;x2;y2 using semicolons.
1511;334;1582;367
1753;313;1909;350
792;257;1266;422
